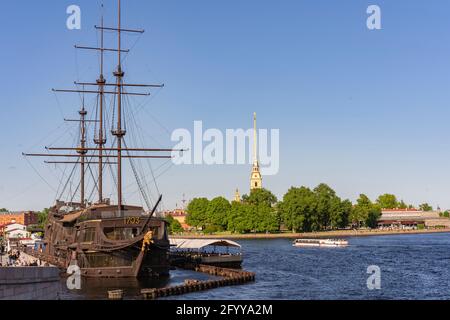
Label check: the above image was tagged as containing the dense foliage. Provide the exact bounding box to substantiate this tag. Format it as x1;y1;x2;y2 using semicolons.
186;189;279;234
37;208;50;229
419;203;433;212
185;198;210;229
279;184;352;232
184;184;439;234
185;184;442;234
376;194;398;209
349;194;382;228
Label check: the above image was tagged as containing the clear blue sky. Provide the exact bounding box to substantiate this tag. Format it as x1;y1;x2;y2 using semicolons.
2;0;450;211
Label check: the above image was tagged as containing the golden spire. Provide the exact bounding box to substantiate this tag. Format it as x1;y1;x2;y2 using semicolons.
253;112;258;166
250;112;262;190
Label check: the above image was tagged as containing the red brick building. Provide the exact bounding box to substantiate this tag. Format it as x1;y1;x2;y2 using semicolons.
0;211;39;226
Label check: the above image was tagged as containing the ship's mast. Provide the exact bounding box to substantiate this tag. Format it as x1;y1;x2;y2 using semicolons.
78;95;87;206
112;0;125;211
95;9;106;204
24;0;185;212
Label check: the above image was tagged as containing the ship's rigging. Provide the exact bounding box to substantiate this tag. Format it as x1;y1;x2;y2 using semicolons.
23;0;182;213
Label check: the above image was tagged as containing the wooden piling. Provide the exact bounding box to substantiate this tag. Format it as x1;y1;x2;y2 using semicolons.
108;290;123;300
141;264;255;300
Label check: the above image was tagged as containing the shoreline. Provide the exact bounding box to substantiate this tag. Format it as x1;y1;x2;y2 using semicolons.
170;228;450;240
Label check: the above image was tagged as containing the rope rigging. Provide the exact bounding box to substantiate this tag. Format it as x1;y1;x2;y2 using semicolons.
123;139;152;211
23;1;174;213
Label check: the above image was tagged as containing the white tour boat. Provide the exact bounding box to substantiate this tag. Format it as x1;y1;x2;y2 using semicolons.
293;238;349;248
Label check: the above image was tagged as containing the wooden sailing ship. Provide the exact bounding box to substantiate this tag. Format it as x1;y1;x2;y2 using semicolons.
23;0;181;278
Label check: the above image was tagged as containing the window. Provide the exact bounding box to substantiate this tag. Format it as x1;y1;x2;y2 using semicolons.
103;227;140;241
80;228;96;243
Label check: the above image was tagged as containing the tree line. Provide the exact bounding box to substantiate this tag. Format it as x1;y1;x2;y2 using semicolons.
185;185;436;234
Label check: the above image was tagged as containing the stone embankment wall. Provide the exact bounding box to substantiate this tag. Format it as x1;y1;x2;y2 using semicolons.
0;267;60;300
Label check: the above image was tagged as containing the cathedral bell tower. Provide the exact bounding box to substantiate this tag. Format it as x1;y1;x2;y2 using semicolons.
234;188;241;203
250;112;262;190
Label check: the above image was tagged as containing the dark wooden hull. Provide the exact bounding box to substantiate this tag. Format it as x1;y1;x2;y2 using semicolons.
40;203;171;279
79;246;170;278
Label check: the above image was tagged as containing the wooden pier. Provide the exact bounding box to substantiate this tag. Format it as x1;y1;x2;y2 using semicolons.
141;264;255;300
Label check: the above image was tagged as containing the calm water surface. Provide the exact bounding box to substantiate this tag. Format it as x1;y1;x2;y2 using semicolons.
60;233;450;300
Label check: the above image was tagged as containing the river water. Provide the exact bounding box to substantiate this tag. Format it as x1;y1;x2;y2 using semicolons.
60;232;450;300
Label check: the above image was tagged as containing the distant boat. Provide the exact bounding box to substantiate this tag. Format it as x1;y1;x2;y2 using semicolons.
169;239;243;268
293;238;348;248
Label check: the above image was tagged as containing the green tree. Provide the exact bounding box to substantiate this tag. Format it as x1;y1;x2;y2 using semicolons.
351;194;381;228
0;208;9;213
366;206;382;228
254;204;279;233
419;203;433;211
376;194;398;209
239;188;279;233
227;202;254;233
242;188;277;207
350;194;369;227
37;208;50;229
206;197;231;231
186;198;210;229
279;186;316;232
329;199;352;229
313;183;339;231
